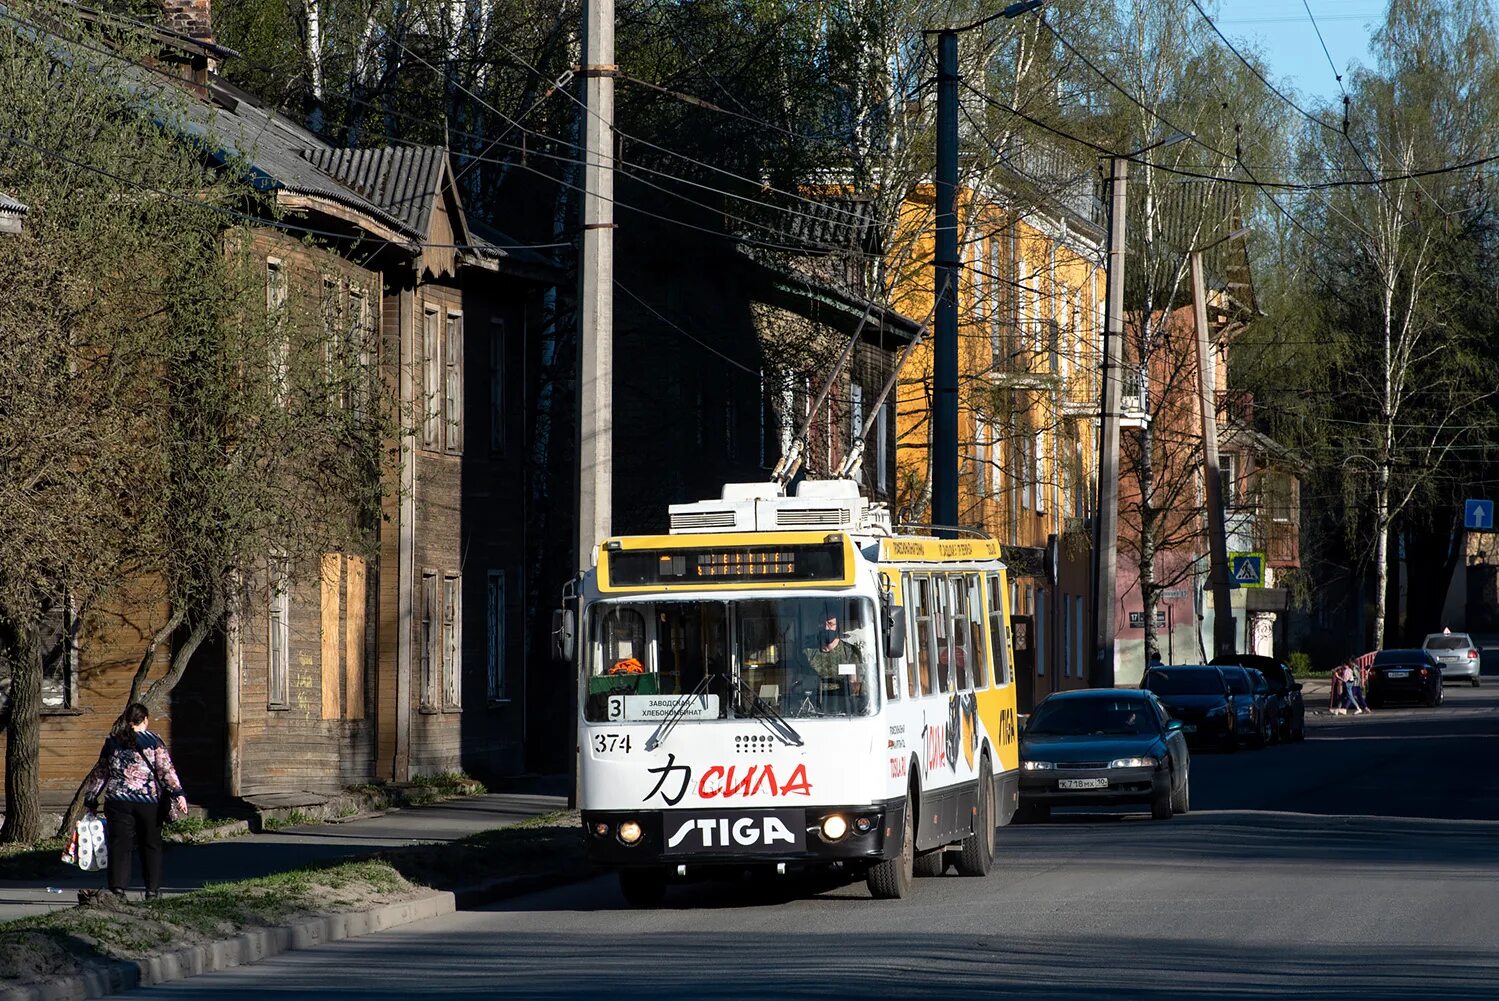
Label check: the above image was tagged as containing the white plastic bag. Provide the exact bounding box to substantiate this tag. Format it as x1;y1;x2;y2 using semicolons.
75;814;108;872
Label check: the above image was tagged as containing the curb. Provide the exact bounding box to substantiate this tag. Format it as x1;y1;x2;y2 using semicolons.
0;890;455;1001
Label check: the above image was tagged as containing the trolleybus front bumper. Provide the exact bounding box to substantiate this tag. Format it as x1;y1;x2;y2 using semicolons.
582;800;907;869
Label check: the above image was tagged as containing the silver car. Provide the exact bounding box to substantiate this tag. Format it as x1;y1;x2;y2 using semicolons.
1421;633;1481;687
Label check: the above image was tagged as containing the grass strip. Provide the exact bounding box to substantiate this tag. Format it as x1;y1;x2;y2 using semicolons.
0;810;584;989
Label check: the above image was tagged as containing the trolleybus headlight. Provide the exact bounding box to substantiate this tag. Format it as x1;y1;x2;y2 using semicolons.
853;816;874;835
820;815;849;841
593;822;612;838
617;821;643;845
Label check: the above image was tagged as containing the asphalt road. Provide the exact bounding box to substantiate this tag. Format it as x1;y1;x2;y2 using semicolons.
132;683;1499;1000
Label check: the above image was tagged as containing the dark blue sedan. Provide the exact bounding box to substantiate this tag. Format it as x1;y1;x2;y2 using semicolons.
1018;689;1191;821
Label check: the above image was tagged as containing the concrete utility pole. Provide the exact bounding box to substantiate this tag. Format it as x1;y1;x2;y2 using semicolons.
931;30;960;536
1090;156;1127;689
1191;248;1237;659
577;0;614;571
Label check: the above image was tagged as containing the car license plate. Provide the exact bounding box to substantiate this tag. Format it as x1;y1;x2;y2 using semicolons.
1183;724;1197;733
1387;670;1410;679
1058;778;1108;790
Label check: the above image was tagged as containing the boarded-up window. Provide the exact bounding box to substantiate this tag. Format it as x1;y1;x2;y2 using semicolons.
420;571;437;710
345;556;366;719
442;575;460;708
422;308;440;448
268;556;291;708
320;553;341;720
445;312;463;452
486;570;505;701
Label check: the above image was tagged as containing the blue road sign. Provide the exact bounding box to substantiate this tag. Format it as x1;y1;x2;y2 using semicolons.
1465;499;1494;532
1229;552;1265;589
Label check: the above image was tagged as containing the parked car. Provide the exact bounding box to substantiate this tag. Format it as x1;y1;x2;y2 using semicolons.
1141;665;1237;752
1210;654;1305;741
1018;689;1190;821
1218;665;1276;747
1421;632;1481;687
1366;649;1444;708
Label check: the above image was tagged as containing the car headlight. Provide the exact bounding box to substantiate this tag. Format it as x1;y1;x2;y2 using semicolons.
1109;756;1159;768
1021;760;1055;771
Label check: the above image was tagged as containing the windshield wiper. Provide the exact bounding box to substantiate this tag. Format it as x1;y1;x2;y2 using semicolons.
644;674;714;752
733;677;804;747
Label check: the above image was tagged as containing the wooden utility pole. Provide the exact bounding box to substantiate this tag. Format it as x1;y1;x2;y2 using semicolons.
577;0;614;571
1191;250;1235;659
1090;156;1127;688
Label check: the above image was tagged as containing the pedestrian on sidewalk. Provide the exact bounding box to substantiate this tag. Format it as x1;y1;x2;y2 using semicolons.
1348;663;1372;714
1330;663;1350;714
82;703;188;900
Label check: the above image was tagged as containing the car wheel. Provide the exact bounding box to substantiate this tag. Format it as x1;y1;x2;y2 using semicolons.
618;868;668;908
1151;779;1173;821
866;796;915;899
1255;715;1272;748
913;849;947;877
1293;722;1306;741
954;760;995;877
1220;729;1238;753
1473;678;1481;688
1170;767;1190;815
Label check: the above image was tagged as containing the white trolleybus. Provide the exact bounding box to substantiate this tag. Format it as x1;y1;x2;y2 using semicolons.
556;479;1021;905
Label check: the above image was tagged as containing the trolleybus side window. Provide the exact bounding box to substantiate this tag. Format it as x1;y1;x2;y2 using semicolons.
901;574;919;698
933;576;952;693
909;574;935;696
987;572;1011;686
951;575;973;691
966;573;989;690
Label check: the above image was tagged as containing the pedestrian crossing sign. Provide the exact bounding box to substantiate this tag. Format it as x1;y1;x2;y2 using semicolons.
1229;552;1265;589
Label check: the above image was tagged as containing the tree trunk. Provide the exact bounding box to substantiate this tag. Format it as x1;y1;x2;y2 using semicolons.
1372;473;1390;651
1;623;42;844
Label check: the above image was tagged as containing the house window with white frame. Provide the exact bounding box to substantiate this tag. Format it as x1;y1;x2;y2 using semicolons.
422;308;441;448
445;312;463;452
1034;428;1046;514
974;420;989;497
486;570;506;702
1219;452;1238;507
420;571;438;710
349;287;373;420
442;574;460;708
490;318;505;453
268;556;291;708
36;596;79;711
266;260;289;406
322;276;342;409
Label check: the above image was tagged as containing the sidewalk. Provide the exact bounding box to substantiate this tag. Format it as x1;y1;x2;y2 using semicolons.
0;786;566;924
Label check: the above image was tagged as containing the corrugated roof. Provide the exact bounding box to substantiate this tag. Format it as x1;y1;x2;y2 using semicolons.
0;192;27;216
301;145;450;240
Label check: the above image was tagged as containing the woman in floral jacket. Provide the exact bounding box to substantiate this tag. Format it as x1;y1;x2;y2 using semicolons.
83;703;187;899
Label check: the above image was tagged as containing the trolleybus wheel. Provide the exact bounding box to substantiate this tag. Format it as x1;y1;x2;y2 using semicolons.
954;760;995;877
913;849;947;877
866;797;914;899
618;868;667;908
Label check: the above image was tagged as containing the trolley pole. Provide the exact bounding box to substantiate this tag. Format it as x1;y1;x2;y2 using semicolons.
932;30;960;537
1090;156;1127;689
577;0;615;572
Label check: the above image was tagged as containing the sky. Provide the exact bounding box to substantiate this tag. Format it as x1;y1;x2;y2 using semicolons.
1214;1;1384;104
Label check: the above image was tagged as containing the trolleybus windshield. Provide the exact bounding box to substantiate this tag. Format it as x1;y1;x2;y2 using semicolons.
585;596;878;723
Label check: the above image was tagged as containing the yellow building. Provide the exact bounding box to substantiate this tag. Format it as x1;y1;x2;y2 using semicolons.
893;175;1105;709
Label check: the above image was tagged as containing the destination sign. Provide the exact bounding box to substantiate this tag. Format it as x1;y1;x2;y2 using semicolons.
607;542;845;587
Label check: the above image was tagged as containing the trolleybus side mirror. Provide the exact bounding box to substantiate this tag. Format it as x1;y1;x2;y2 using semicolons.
884;607;907;661
551;609;576;663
